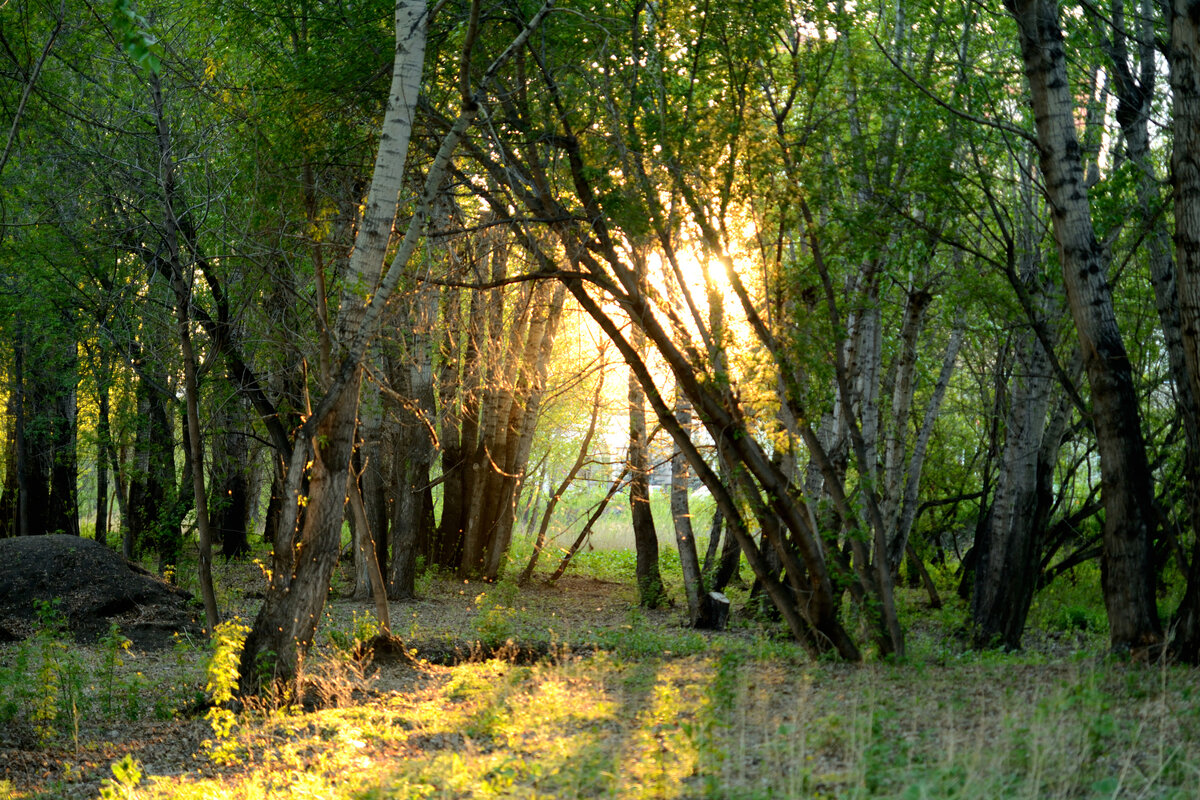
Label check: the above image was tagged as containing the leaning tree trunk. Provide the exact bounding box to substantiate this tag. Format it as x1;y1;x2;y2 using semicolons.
672;391;723;628
971;158;1058;649
238;0;429;693
1007;0;1161;653
233;0;558;692
629;305;665;609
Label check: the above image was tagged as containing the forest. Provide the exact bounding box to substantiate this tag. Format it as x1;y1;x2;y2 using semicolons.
5;0;1200;796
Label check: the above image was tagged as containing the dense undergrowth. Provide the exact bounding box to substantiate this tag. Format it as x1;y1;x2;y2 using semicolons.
2;541;1200;799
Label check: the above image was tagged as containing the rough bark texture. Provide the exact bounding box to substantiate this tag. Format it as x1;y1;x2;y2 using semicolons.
972;321;1053;648
629;315;665;609
126;372;178;565
239;0;428;692
388;282;437;600
1167;0;1200;661
1007;0;1161;652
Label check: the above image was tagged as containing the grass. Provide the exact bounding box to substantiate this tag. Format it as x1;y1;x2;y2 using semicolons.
5;524;1200;799
59;640;1200;800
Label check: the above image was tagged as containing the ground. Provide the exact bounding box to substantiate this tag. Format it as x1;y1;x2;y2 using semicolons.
2;553;1200;799
0;535;201;649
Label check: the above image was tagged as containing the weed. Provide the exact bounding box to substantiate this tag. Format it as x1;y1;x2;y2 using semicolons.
204;618;249;763
98;755;142;800
470;593;518;648
326;609;382;661
22;600;86;746
98;622;132;717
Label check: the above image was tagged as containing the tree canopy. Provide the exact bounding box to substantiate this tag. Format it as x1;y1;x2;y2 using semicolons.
4;0;1200;683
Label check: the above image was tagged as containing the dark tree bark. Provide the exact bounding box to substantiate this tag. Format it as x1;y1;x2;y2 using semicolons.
126;370;180;565
628;289;665;608
209;391;253;560
13;333;81;538
971;158;1057;649
972;305;1054;648
1165;0;1200;661
1006;0;1162;653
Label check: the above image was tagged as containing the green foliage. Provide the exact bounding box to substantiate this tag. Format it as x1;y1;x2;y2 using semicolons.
98;755;143;800
326;610;382;660
1029;561;1109;646
204;618;249;763
594;607;709;659
104;628;148;721
470;587;519;649
110;0;163;73
12;600;87;746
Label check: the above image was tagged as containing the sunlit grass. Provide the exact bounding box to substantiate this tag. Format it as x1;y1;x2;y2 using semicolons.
8;527;1200;800
81;641;1200;800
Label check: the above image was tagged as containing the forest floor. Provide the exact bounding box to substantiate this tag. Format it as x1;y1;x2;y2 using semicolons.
3;551;1200;799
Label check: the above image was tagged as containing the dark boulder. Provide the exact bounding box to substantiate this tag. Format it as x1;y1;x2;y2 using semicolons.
0;534;202;649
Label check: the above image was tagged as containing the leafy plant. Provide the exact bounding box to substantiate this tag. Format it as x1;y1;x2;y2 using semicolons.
22;600;86;746
98;622;132;717
98;755;142;800
470;593;517;648
204;618;249;764
325;610;381;662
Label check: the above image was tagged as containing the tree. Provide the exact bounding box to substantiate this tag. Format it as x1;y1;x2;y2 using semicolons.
238;0;555;692
1004;0;1162;654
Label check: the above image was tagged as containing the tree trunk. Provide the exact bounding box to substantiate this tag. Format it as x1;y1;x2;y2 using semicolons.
972;318;1053;648
239;0;429;692
1166;0;1200;661
629;309;665;608
352;375;386;601
126;375;177;564
887;318;965;570
207;386;253;560
483;282;567;579
672;391;721;628
347;463;391;633
18;333;81;537
94;384;110;547
387;280;437;600
1007;0;1161;653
